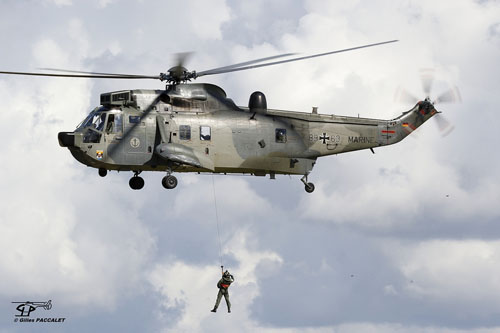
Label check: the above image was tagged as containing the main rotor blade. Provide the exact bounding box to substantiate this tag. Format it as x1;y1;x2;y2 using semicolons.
0;70;159;79
197;52;297;76
196;40;398;77
39;68;153;78
175;52;192;69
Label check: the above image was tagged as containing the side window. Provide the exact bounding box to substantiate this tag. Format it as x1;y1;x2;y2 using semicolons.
275;128;287;143
106;114;114;133
129;116;141;124
113;114;122;133
200;126;211;141
106;114;123;133
179;125;191;140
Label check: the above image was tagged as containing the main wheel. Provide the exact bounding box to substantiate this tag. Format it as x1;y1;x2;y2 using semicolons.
162;175;178;189
305;182;315;193
129;176;144;190
98;168;107;177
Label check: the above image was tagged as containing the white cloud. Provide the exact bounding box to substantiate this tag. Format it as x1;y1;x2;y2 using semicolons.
170;176;274;225
393;239;500;305
298;143;500;229
333;324;500;333
45;0;73;6
0;19;157;310
98;0;116;8
186;0;231;40
148;229;282;331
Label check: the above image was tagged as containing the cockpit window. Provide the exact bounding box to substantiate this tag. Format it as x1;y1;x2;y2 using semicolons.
80;113;104;144
83;130;102;143
106;113;123;133
78;107;123;143
95;113;106;131
78;107;125;134
78;107;110;129
78;108;96;129
106;114;114;132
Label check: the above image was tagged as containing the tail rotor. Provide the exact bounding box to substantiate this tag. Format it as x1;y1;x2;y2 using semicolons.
395;69;460;137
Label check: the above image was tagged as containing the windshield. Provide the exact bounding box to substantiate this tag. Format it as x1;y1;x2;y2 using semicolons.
80;108;124;144
77;107;108;130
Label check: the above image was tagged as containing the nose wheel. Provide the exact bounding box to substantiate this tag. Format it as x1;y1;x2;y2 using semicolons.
129;172;144;190
98;168;107;177
162;175;178;189
301;174;315;193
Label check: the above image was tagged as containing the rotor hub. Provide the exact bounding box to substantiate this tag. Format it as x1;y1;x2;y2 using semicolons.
161;66;197;84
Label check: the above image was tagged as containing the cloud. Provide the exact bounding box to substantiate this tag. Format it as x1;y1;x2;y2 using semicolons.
0;17;156;311
45;0;73;6
1;0;500;331
148;229;282;331
298;144;500;230
394;239;500;304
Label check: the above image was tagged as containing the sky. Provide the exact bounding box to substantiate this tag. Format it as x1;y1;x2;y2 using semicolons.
0;0;499;332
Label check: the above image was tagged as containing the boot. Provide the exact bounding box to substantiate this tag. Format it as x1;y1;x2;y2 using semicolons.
211;308;217;313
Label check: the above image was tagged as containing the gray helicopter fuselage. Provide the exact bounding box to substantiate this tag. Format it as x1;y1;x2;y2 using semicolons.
60;83;436;184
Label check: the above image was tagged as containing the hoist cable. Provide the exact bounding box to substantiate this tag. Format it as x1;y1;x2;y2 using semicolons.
211;175;223;268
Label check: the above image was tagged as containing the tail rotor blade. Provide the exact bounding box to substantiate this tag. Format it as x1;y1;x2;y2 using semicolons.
434;86;461;104
420;68;435;97
394;86;419;104
434;113;455;137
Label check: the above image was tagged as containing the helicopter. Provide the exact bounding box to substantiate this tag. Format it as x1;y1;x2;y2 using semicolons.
0;40;456;193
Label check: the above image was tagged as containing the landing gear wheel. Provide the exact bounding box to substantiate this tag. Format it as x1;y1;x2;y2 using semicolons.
162;175;178;189
98;168;107;177
129;176;144;190
300;174;315;193
304;182;315;193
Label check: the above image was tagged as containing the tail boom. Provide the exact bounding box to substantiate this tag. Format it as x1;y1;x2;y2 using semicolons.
305;100;437;157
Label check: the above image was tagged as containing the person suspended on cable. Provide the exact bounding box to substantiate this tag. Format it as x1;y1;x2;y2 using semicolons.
211;267;234;313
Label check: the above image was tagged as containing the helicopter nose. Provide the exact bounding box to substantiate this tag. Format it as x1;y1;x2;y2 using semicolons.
58;132;75;147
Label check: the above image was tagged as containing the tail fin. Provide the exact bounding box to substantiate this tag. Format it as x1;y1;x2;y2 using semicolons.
379;99;437;146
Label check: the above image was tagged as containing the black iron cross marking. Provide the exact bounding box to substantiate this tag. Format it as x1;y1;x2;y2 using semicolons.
319;133;330;144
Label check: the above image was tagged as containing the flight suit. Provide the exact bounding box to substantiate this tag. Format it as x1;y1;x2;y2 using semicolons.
211;272;234;313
